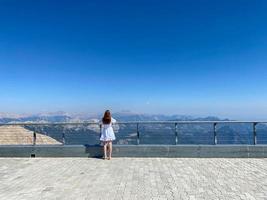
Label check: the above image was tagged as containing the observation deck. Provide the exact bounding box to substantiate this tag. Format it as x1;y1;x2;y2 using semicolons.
0;121;267;157
0;121;267;199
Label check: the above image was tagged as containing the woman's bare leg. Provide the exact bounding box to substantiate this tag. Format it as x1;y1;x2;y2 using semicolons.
108;141;112;159
103;142;107;159
106;142;109;155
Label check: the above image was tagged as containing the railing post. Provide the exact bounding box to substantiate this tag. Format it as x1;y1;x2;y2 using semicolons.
99;124;102;145
61;125;66;145
213;123;217;145
33;130;36;146
137;123;140;145
175;123;178;145
62;132;65;145
253;122;257;145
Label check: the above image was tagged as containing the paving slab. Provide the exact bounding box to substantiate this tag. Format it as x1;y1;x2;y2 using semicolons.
0;158;267;200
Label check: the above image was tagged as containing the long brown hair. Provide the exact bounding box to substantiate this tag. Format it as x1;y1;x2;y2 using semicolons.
102;110;111;124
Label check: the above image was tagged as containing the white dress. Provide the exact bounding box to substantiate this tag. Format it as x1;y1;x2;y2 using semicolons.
100;118;116;141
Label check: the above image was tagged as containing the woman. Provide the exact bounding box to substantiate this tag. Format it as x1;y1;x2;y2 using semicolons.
100;110;116;160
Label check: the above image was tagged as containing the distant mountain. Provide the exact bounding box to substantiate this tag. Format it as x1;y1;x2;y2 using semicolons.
0;112;71;123
111;111;226;121
0;111;229;123
0;115;71;123
0;112;28;119
112;112;230;122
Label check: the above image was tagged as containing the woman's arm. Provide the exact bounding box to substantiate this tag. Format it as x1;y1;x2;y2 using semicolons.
111;118;116;124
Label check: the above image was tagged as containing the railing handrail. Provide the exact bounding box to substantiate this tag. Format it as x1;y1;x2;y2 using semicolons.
0;121;267;126
1;121;266;146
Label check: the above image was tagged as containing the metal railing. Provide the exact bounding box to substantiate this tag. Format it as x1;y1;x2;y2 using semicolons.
0;121;267;146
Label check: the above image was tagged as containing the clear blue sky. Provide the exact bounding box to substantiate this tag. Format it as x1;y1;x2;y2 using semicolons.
1;0;267;119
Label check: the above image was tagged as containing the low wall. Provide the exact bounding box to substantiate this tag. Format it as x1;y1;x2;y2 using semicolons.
1;145;267;158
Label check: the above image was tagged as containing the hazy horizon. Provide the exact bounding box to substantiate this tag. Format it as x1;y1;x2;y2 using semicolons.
1;109;267;121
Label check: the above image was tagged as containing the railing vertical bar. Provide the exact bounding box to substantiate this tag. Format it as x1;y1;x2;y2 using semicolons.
33;128;36;146
213;123;217;145
62;132;65;145
62;125;66;145
99;124;102;145
137;123;140;145
253;122;257;145
175;123;178;145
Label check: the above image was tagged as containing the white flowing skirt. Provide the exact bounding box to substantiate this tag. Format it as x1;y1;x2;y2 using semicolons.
100;127;116;141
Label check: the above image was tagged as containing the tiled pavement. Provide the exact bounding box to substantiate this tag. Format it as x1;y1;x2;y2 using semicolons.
0;158;267;200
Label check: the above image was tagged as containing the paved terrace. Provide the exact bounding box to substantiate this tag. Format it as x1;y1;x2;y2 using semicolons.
0;158;267;200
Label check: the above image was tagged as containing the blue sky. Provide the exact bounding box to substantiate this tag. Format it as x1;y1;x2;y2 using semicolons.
0;0;267;119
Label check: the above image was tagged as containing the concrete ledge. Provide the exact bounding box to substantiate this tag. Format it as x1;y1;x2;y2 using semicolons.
0;145;267;158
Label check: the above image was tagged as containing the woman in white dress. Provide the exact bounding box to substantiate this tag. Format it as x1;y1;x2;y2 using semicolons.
100;110;116;160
